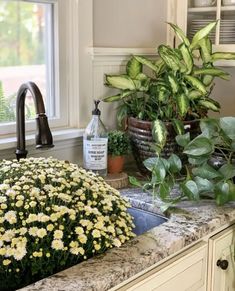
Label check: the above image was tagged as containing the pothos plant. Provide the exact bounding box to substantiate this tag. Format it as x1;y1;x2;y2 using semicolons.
130;117;235;209
104;21;235;151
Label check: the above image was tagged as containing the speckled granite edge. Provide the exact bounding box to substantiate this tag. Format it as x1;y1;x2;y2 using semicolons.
19;188;235;291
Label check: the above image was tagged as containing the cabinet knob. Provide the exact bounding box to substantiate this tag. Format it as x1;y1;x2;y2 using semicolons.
216;259;229;270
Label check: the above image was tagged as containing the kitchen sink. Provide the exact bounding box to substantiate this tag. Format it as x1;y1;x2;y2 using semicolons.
127;207;167;236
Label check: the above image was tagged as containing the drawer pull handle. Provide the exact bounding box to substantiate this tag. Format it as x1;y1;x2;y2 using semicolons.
216;259;229;270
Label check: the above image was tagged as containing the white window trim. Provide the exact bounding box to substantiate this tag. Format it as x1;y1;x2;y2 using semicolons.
0;0;93;146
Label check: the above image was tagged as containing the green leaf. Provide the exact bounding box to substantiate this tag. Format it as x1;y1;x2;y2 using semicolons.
134;56;159;72
167;22;190;47
194;176;213;193
126;57;142;79
199;37;212;63
157;86;170;102
129;176;142;187
105;75;136;90
146;158;167;183
184;75;207;94
192;163;223;179
168;74;179;94
176;132;190;147
135;73;148;81
212;52;235;61
190;21;217;50
143;157;159;171
103;91;133;102
176;93;189;117
159;182;171;200
215;181;230;205
168;154;182;173
181;180;199;200
220;117;235;140
198;99;220;112
152;119;167;149
179;44;193;74
218;164;235;180
188;156;209;166
183;135;214;156
193;68;230;80
202;75;214;86
200;118;220;138
117;104;128;126
228;181;235;200
188;90;203;100
172;119;184;135
158;45;181;71
160;158;170;171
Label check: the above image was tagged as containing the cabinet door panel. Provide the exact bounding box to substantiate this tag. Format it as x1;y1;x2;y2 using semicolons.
208;224;235;291
117;243;207;291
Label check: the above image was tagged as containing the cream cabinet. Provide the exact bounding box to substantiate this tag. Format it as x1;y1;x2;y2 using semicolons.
112;242;208;291
111;224;235;291
207;224;235;291
167;0;235;65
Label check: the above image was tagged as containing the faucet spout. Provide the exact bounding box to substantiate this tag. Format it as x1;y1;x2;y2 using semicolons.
15;81;54;161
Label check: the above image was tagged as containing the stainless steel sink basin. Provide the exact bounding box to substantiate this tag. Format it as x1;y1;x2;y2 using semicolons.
127;207;167;236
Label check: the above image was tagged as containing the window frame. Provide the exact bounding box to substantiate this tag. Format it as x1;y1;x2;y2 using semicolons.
0;0;79;135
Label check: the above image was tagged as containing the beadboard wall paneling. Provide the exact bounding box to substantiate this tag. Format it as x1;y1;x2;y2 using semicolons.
90;47;157;130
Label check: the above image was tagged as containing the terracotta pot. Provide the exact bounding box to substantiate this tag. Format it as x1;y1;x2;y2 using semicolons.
108;155;125;174
128;117;200;174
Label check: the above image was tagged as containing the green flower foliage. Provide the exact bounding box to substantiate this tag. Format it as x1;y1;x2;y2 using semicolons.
108;130;131;157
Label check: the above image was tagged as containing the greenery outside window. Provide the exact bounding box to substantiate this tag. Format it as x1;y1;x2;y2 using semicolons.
0;0;73;136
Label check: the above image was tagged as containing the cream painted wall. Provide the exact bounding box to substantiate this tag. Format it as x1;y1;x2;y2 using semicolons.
210;68;235;117
93;0;167;48
93;0;235;118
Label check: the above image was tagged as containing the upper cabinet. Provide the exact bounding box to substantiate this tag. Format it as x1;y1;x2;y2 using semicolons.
167;0;235;64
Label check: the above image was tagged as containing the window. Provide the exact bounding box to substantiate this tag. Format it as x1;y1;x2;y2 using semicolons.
0;0;72;135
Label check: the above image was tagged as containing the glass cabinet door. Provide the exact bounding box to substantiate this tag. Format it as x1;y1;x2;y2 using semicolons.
187;0;235;45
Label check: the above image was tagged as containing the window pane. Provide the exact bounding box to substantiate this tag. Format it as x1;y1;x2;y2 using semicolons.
0;0;55;123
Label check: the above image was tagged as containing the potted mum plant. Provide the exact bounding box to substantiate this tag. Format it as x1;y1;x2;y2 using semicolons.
108;130;131;174
0;157;134;290
103;21;235;173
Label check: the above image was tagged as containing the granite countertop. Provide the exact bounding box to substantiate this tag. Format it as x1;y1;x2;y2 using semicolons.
20;188;235;291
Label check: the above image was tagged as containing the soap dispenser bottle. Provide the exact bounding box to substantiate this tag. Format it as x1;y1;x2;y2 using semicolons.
83;100;108;176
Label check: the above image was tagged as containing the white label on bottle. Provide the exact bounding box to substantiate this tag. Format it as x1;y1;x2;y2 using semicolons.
83;138;108;170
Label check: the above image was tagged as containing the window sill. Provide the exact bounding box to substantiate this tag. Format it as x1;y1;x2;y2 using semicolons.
0;128;84;151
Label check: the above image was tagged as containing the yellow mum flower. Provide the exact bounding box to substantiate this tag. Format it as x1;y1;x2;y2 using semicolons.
47;224;54;231
78;247;85;255
3;259;11;266
1;204;7;210
51;239;64;250
37;228;47;239
0;248;6;256
94;244;101;251
78;234;87;244
53;230;63;240
15;201;23;208
92;229;101;238
75;227;84;235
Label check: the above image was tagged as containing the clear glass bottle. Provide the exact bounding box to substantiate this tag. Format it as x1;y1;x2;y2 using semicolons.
83;100;108;176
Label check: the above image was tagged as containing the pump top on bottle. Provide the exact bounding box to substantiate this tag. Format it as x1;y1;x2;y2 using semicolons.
83;100;108;176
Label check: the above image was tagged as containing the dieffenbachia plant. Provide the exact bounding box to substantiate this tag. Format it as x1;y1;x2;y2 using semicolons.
103;21;235;151
130;117;235;210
